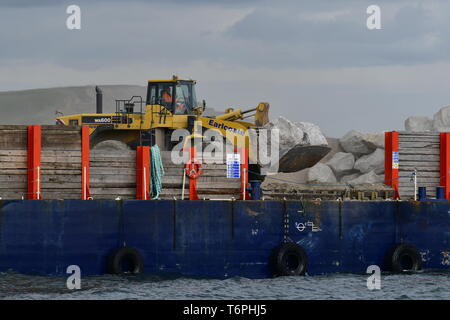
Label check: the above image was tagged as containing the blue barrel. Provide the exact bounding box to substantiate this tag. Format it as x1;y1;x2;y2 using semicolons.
436;186;445;200
418;187;427;201
249;180;262;200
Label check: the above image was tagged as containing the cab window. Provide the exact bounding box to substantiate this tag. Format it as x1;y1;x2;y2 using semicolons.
147;83;175;111
174;83;195;115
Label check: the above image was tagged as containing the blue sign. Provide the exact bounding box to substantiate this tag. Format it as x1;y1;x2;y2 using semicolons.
227;154;241;178
392;152;399;169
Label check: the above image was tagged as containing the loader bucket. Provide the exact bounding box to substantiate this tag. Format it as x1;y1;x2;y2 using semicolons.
278;145;331;173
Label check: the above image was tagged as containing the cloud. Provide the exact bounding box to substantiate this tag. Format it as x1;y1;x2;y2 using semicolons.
226;1;450;68
0;0;61;7
0;0;263;8
0;2;254;69
1;0;450;136
1;1;449;69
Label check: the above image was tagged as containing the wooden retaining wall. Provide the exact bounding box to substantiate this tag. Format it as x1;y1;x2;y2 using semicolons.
41;126;82;200
398;131;440;199
0;125;28;199
0;126;83;200
159;151;241;200
0;125;241;200
90;150;136;200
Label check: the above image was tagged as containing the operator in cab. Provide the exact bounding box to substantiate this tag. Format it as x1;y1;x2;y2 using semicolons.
161;85;173;108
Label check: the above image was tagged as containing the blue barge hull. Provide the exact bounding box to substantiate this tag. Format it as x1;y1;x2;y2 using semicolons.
0;200;448;278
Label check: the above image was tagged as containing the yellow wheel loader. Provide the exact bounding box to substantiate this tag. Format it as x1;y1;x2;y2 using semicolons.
56;76;330;174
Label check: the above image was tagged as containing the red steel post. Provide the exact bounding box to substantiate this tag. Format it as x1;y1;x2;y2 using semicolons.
81;127;92;200
384;131;400;199
136;146;151;200
440;132;450;199
188;146;200;200
27;125;42;200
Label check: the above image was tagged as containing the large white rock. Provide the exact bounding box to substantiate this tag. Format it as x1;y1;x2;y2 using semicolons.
266;116;305;158
347;170;383;185
364;133;385;149
405;116;433;132
266;117;328;149
320;137;344;163
296;122;328;146
256;117;303;172
259;117;329;173
339;130;377;155
326;152;355;176
354;148;384;174
307;163;337;183
433;106;450;132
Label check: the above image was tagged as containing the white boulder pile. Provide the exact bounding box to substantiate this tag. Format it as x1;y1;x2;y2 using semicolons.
339;130;377;156
326;152;355;179
267;117;308;160
265;116;328;159
296;122;328;146
354;148;384;174
363;133;384;149
432;106;450;132
260;116;386;186
268;105;450;188
304;129;385;185
307;163;337;183
257;117;329;173
331;130;384;185
404;106;450;132
305;104;450;186
404;116;433;132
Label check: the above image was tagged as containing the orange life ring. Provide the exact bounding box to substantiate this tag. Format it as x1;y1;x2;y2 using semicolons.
185;159;203;179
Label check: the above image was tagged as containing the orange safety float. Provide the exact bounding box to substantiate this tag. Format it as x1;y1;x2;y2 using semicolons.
185;158;203;179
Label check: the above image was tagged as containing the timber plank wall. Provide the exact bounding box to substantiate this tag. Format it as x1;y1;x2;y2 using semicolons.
398;131;440;199
0;125;241;200
159;151;241;200
0;125;82;200
0;125;28;199
90;150;136;200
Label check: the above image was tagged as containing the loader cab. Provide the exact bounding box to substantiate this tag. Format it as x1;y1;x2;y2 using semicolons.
146;79;197;115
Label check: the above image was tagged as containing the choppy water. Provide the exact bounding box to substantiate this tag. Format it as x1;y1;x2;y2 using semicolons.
0;271;448;300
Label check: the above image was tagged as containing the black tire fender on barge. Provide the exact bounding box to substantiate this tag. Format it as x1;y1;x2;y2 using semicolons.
271;242;308;276
385;243;422;273
108;246;144;275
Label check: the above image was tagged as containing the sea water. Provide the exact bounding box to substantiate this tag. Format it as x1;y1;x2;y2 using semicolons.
0;271;448;300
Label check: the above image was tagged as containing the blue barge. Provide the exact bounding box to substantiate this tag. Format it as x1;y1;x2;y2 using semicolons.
0;126;448;278
0;199;448;278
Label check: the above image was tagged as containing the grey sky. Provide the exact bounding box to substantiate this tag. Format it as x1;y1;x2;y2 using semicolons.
0;0;449;136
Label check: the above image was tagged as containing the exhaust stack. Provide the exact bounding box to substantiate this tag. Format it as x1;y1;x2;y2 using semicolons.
95;86;103;114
